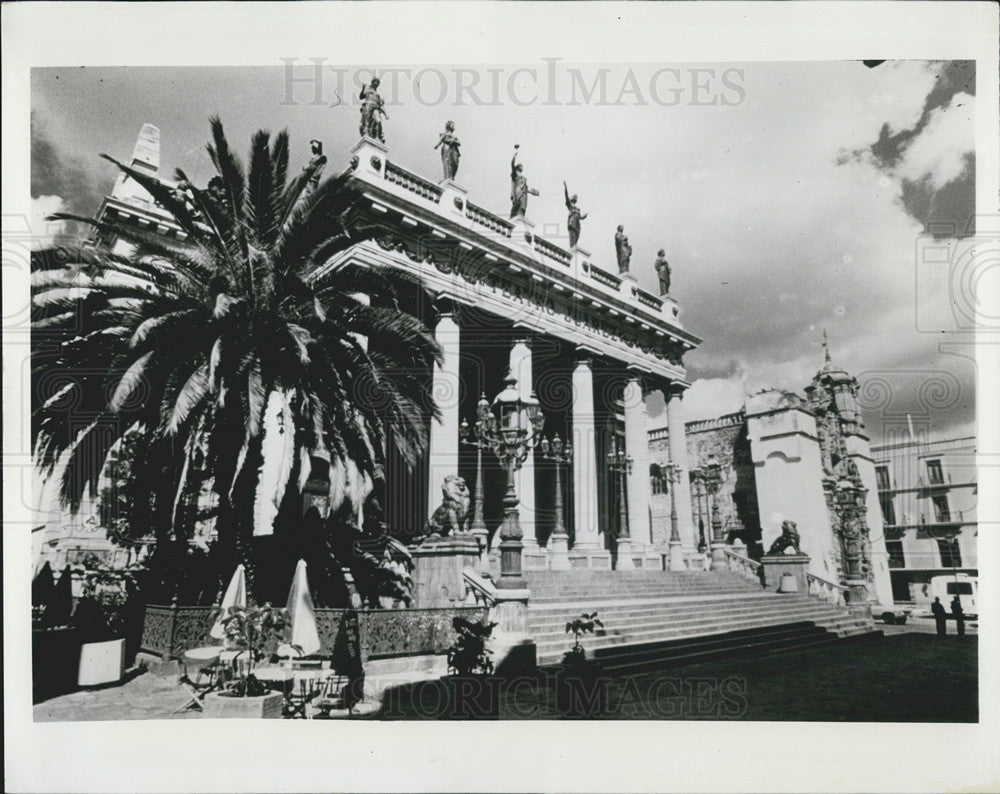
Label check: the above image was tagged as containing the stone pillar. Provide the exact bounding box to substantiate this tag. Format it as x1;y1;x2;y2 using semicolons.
427;310;461;518
569;350;610;569
624;373;652;552
761;553;811;595
410;535;482;608
666;388;697;553
509;338;537;549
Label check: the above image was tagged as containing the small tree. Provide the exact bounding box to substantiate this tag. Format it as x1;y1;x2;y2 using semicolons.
564;611;603;664
446;617;497;676
218;604;289;696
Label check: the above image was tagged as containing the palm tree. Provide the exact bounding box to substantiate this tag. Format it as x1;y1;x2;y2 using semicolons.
32;117;441;596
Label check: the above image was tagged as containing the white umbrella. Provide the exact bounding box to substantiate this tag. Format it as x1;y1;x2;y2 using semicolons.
209;564;247;640
279;559;321;657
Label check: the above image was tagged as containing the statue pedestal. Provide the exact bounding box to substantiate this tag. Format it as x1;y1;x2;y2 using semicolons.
511;217;536;249
350;137;389;179
761;553;810;594
438;179;469;218
619;271;638;297
409;534;481;609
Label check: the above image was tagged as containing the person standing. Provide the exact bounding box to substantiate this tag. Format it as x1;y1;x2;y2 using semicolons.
951;595;965;637
931;596;947;637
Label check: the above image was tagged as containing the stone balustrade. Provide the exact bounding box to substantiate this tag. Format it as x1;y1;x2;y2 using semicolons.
723;548;762;584
806;572;848;606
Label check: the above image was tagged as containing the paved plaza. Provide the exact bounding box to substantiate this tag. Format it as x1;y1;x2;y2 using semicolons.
35;629;976;723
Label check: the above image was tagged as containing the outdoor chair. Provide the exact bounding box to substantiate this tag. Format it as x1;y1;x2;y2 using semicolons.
311;673;350;718
173;646;223;713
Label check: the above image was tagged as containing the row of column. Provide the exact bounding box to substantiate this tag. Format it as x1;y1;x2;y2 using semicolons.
425;309;697;563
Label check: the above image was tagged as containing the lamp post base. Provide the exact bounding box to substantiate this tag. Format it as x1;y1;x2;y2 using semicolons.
709;542;728;571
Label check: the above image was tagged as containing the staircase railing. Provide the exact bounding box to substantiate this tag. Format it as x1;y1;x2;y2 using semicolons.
723;548;761;584
806;573;848;606
462;568;498;607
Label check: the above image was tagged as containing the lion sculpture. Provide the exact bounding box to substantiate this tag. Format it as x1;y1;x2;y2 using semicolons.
425;475;471;537
767;520;802;555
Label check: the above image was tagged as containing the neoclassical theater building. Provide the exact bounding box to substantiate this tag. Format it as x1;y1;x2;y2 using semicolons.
335;137;704;572
38;123;938;613
35;124;704;575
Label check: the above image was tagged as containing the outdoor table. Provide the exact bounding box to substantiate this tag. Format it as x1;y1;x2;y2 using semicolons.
254;667;331;718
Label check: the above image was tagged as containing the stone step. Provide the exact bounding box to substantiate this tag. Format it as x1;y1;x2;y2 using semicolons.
531;611;858;651
533;612;871;662
527;592;804;614
528;587;754;601
527;601;851;634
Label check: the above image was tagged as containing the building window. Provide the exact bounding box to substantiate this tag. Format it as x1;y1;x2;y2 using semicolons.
931;495;950;522
879;494;896;525
937;538;962;568
875;465;891;491
926;459;944;485
885;540;905;569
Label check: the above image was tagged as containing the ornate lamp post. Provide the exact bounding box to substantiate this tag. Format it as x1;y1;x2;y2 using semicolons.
466;371;545;590
702;453;729;570
607;436;634;570
836;478;868;604
689;467;707;552
539;434;573;571
460;393;493;564
664;461;687;571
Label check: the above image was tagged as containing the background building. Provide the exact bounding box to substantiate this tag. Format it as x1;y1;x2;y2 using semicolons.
872;434;978;604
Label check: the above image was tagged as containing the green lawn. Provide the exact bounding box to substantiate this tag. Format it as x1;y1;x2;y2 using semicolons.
495;633;978;721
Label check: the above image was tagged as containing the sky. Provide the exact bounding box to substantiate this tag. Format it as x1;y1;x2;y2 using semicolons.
30;60;977;443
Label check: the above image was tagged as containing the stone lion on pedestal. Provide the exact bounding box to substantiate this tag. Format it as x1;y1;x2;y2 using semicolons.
767;520;802;555
425;475;470;537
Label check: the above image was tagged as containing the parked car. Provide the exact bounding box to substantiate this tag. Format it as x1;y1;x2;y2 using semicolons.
870;605;913;625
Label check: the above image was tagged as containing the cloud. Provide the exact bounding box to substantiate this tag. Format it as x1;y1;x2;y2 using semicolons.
843;62;975;236
31;110;106;215
29;196;67;249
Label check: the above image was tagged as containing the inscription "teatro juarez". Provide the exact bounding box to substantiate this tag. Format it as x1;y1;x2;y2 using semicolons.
375;235;685;368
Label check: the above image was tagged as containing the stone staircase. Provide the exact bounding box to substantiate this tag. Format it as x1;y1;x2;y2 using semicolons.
524;569;879;671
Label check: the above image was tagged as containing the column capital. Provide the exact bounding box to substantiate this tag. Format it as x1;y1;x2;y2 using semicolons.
432;295;461;324
574;344;600;366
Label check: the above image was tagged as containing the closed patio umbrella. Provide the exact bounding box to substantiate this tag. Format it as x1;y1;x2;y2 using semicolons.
280;559;321;657
32;561;55;610
209;564;247;640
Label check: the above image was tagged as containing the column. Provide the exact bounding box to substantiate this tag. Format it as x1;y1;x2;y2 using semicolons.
666;387;697;553
571;351;601;551
509;338;537;548
426;310;461;519
624;372;652;552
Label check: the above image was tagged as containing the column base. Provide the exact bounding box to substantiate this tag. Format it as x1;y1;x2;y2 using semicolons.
616;539;635;570
548;533;571;571
523;545;549;571
567;548;612;570
668;540;687;571
709;542;728;571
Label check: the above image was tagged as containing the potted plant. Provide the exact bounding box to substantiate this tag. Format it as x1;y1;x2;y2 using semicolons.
442;617;500;720
202;604;289;719
556;611;606;719
74;559;133;687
